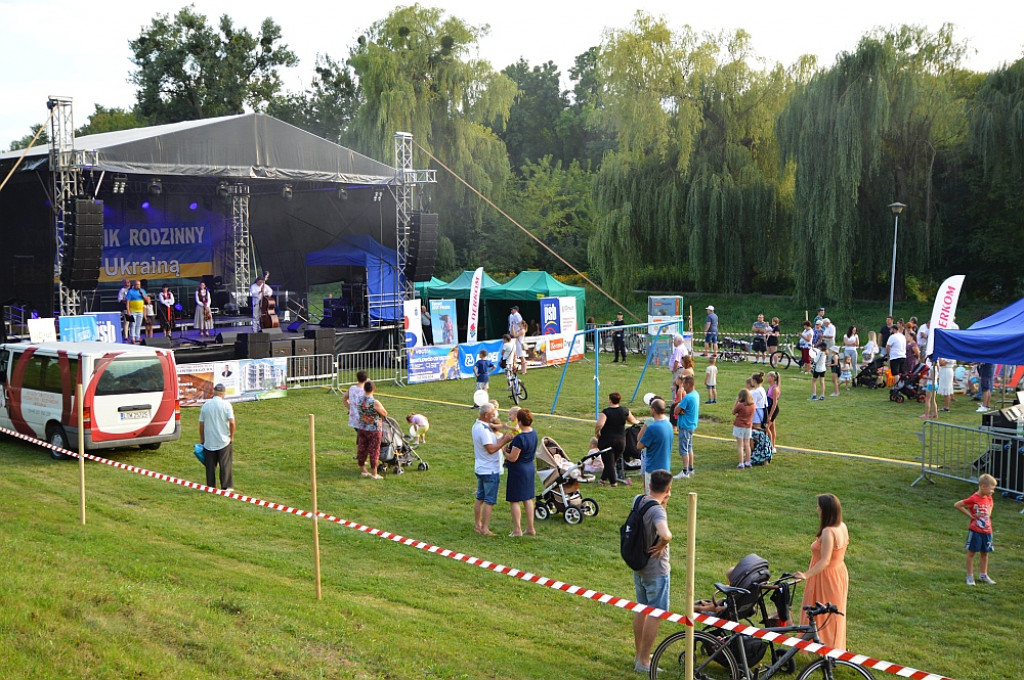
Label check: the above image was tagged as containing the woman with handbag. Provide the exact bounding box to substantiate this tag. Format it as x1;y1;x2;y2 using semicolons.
195;281;213;337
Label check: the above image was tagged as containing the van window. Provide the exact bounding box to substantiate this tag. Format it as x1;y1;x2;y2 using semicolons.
95;358;165;395
0;349;9;384
18;355;79;393
21;356;47;391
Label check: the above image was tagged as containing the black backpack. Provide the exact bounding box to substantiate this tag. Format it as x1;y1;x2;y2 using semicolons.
620;496;660;570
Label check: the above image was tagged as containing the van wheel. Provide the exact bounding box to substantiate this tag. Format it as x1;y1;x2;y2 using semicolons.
140;443;161;450
46;425;72;460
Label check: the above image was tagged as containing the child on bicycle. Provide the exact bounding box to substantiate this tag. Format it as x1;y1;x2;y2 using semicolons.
501;334;516;375
954;473;998;585
704;356;718;404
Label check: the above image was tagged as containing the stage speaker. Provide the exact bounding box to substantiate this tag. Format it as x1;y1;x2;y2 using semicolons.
405;212;438;282
305;328;335;356
270;339;292;357
292;338;315;356
287;320;307;333
143;336;176;348
235;332;271;359
61;198;104;289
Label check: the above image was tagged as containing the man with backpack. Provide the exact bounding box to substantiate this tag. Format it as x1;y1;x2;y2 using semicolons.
624;469;673;674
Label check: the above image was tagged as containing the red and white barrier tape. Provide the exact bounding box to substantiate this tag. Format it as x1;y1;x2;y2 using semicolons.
5;426;954;680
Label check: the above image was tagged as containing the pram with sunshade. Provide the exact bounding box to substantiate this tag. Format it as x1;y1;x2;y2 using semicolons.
533;436;602;525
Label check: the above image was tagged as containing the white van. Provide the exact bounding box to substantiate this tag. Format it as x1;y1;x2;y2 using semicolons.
0;341;180;458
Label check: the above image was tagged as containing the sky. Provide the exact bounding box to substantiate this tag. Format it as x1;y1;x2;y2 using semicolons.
1;0;1022;148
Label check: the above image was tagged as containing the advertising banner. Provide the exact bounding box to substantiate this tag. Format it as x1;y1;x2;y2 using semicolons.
86;312;124;344
540;297;561;335
458;340;504;379
407;345;462;384
27;318;57;343
177;358;287;406
429;299;457;345
926;274;965;358
466;267;483;343
58;315;99;343
404;299;424;348
100;222;214;283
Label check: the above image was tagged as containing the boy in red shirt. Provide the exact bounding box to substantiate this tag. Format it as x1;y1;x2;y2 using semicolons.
954;473;997;585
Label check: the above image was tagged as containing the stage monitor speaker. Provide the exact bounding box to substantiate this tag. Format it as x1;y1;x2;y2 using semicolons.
405;212;438;282
143;336;176;348
235;340;271;359
61;198;104;289
270;339;292;357
292;338;315;356
287;320;307;333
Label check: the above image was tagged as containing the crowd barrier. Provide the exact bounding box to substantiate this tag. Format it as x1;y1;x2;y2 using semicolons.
915;420;1024;513
3;422;956;680
332;348;402;393
285;354;335;390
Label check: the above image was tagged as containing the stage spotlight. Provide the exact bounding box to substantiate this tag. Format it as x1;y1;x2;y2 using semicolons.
112;174;127;194
217;181;230;199
189;201;199;211
148;178;162;195
337;187;348;201
141;200;151;210
281;184;293;200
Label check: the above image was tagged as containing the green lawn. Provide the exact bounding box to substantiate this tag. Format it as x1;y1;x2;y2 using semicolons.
1;354;1020;680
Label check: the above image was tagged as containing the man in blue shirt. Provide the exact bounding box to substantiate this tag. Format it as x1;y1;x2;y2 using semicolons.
199;384;236;491
703;305;719;357
673;375;700;478
637;398;673;492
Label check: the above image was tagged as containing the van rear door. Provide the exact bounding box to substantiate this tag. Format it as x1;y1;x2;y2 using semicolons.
89;354;176;438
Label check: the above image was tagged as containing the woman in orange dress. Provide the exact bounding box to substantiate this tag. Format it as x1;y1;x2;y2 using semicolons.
794;493;849;649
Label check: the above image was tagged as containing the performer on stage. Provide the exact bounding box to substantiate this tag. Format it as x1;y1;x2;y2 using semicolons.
157;284;176;337
250;273;272;332
195;281;213;337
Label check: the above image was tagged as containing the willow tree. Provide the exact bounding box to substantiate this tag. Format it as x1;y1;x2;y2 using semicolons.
963;58;1024;293
589;13;794;297
347;5;517;263
777;25;968;304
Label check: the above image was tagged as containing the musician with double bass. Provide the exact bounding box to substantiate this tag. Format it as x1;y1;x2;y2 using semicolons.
249;272;278;332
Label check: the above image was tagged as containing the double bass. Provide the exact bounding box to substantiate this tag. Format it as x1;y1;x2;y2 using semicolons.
259;272;279;329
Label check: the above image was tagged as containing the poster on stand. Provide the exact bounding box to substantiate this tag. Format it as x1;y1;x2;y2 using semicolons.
429;299;457;345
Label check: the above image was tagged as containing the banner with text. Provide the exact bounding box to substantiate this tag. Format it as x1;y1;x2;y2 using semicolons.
100;222;214;283
177;358;287;406
429;299;457;345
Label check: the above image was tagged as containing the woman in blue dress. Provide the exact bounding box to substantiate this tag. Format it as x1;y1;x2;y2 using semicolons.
504;408;538;536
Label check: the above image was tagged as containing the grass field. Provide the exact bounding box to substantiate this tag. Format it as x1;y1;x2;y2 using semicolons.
1;352;1021;680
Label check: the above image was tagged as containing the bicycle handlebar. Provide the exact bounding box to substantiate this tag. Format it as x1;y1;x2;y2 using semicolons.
802;601;844;617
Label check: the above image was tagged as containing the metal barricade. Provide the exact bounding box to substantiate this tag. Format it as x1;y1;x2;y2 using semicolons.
915;420;1024;512
333;348;401;392
286;353;335;390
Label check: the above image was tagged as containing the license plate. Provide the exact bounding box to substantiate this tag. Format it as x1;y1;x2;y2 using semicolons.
120;409;151;421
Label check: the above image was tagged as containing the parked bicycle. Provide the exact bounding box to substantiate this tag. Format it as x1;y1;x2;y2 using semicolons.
769;342;806;370
651;575;874;680
506;366;527;405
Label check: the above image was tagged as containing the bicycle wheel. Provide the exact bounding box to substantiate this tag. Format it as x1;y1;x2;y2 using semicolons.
516;380;528;403
796;658;875;680
769;351;792;369
651;630;738;680
509;378;521;405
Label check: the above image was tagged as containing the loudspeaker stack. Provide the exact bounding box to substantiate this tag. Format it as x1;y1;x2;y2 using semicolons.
235;332;271;359
61;198;104;289
405;212;438;282
305;328;335;356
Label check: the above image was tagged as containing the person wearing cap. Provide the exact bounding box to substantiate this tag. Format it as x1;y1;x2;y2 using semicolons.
811;318;824;347
611;311;627;363
199;383;236;491
702;305;719;357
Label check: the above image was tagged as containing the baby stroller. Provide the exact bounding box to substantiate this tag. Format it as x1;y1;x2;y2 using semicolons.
689;554;798;674
854;356;887;388
377;416;429;475
534;436;601;525
889;364;929;403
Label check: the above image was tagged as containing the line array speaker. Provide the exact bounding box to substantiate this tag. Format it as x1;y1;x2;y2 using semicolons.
405;212;438;282
61;198;104;289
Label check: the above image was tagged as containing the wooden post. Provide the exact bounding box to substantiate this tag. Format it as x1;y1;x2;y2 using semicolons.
77;383;86;525
309;414;322;600
685;492;697;680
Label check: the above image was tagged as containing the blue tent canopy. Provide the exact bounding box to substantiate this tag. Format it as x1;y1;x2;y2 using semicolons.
932;297;1024;364
306;234;403;322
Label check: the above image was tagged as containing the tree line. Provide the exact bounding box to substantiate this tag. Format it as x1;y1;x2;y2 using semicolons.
9;6;1024;305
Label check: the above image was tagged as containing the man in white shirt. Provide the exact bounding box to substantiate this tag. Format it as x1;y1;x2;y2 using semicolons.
472;403;512;536
199;384;236;490
249;274;271;332
885;325;907;376
821;318;837;350
508;305;526;374
916;322;929;352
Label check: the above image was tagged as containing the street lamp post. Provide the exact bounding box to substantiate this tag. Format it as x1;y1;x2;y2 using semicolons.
888;202;907;318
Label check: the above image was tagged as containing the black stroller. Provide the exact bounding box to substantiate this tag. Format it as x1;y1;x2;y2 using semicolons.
854;356;887;388
889;364;929;403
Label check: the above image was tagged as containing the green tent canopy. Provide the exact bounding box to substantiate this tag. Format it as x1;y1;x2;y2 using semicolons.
414;276;447;302
480;271;586;340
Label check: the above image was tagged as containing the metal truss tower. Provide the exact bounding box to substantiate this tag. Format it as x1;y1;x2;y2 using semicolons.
48;96;82;316
393;132;436;300
228;184;252;307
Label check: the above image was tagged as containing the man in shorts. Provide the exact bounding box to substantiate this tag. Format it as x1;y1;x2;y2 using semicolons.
631;469;673;674
976;363;995;413
703;305;719;357
472;403;512;536
751;314;769;363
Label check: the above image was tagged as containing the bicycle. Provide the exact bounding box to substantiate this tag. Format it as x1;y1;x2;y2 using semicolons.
769;342;805;370
651;577;874;680
505;367;527;405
